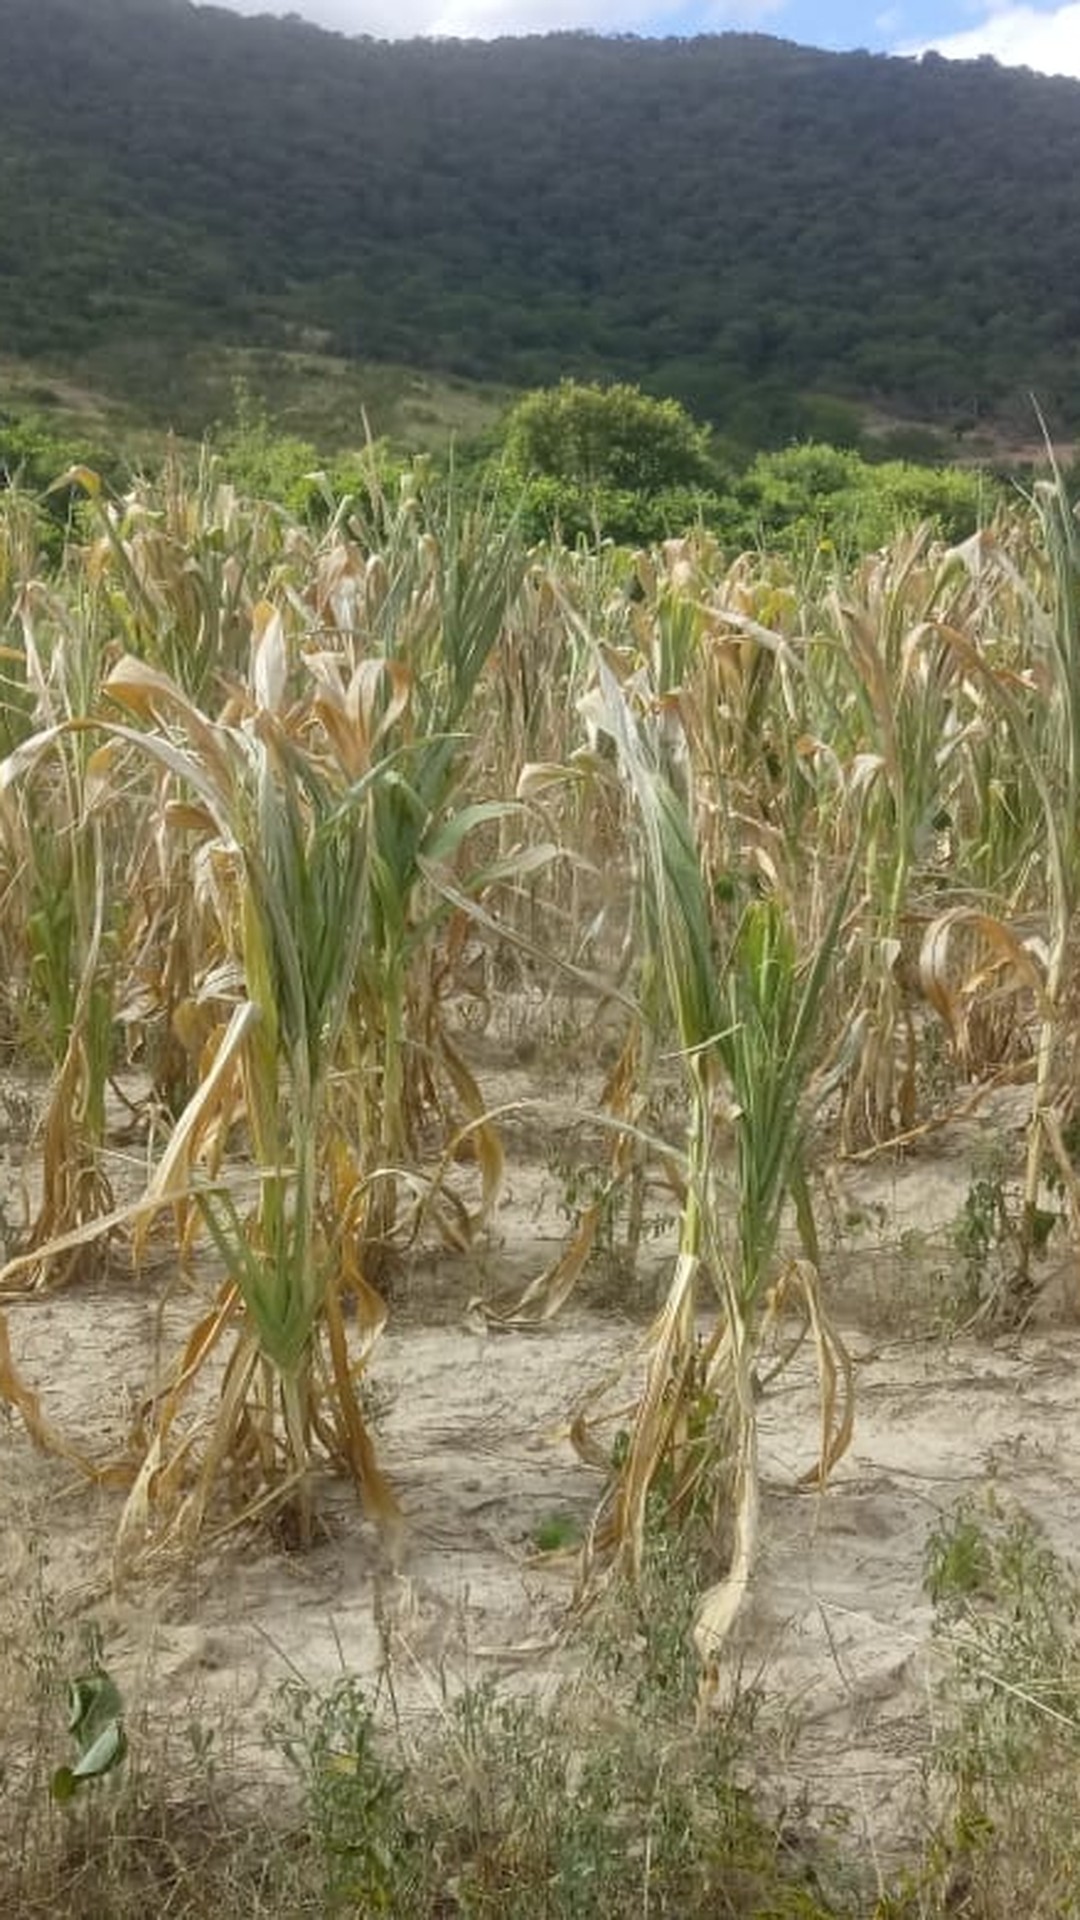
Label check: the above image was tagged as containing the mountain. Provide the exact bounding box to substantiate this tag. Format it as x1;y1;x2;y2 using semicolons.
4;0;1080;438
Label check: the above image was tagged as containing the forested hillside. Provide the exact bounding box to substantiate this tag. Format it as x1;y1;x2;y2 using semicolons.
4;0;1080;437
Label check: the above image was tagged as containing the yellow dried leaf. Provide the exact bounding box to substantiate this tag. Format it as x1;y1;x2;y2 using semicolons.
251;602;288;714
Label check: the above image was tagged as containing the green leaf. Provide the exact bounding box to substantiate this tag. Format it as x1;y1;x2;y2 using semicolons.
65;1670;123;1743
70;1720;127;1782
53;1667;127;1798
423;799;522;864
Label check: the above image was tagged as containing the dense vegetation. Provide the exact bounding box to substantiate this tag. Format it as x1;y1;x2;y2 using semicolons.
0;375;995;559
497;381;993;547
5;0;1080;439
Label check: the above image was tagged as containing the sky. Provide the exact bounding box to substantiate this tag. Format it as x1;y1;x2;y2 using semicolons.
206;0;1080;74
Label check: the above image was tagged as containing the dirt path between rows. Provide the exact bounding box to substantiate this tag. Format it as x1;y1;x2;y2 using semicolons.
2;1071;1078;1875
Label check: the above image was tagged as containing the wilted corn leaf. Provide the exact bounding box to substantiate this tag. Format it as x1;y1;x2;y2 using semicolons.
920;905;1049;1062
477;1199;607;1333
250;601;289;714
132;1000;258;1259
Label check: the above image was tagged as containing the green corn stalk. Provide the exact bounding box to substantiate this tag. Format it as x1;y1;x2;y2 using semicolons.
578;658;853;1670
330;475;524;1262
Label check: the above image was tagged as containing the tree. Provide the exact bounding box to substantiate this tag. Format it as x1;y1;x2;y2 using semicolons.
498;380;726;543
502;380;715;494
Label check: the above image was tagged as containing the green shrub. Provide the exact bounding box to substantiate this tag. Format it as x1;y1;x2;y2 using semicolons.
728;442;989;554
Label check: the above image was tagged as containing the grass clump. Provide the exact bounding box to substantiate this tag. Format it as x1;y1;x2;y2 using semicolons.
886;1498;1080;1917
262;1523;859;1916
0;1553;306;1919
1;1526;862;1918
411;1681;844;1918
15;1506;1080;1916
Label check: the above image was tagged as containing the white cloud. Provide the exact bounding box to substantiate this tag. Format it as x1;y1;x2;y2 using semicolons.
206;0;664;35
202;0;784;43
901;4;1080;80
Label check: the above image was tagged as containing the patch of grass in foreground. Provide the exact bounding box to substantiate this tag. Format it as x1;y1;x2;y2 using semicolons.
5;1506;1080;1916
884;1496;1080;1918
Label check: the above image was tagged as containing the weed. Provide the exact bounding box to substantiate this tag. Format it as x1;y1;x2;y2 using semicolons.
0;1524;900;1917
947;1146;1024;1320
923;1498;994;1605
901;1497;1080;1916
50;1661;127;1803
930;1502;1080;1787
0;1537;306;1918
415;1666;849;1917
270;1674;419;1914
530;1511;583;1553
590;1499;721;1714
546;1131;626;1256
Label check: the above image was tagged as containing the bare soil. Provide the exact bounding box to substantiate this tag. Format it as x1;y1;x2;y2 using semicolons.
1;1035;1077;1879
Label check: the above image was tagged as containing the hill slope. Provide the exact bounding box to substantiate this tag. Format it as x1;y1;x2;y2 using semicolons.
4;0;1080;435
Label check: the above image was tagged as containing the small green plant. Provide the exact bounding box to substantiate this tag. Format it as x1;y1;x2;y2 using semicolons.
908;1497;1080;1915
948;1148;1026;1318
530;1511;583;1553
955;1155;1010;1269
931;1503;1080;1778
270;1674;417;1914
50;1664;127;1803
923;1498;994;1606
546;1135;625;1255
425;1665;844;1917
1040;1106;1080;1241
949;1144;1060;1326
590;1499;727;1715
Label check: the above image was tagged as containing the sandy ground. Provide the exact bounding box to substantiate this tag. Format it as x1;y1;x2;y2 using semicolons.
1;1054;1078;1876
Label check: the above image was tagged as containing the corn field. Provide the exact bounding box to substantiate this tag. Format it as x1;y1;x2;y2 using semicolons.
1;448;1078;1678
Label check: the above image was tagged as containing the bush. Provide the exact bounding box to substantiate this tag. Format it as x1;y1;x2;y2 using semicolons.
727;442;990;554
210;381;406;522
503;379;716;495
498;379;727;546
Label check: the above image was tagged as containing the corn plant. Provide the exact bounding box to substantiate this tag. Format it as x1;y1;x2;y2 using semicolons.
95;624;416;1557
0;484;46;641
70;452;277;699
0;574;122;1286
1;473;531;1546
940;473;1080;1304
815;529;991;1143
572;655;854;1675
303;472;524;1268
